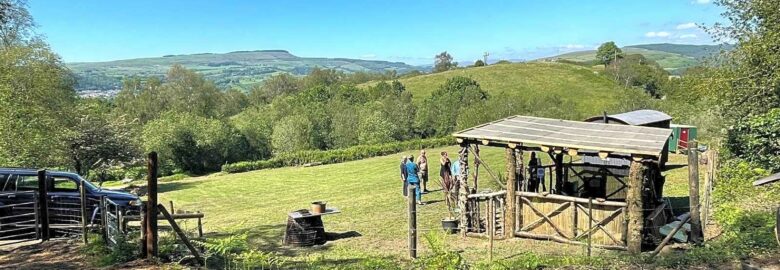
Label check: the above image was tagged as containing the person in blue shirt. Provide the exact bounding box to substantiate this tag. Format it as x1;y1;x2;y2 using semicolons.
406;154;422;205
400;156;409;197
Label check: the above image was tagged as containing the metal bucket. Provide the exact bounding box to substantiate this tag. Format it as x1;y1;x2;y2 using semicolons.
311;201;326;214
441;218;459;234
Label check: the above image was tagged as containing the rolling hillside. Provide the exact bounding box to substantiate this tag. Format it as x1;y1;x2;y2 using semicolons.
543;43;731;74
67;50;423;93
362;62;652;119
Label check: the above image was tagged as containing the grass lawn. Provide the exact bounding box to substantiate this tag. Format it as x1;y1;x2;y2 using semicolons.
156;146;703;267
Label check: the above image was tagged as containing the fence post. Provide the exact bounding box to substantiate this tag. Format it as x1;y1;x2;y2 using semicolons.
197;211;203;238
37;169;49;241
146;152;159;259
688;141;703;244
408;184;417;259
587;197;593;257
505;147;517;240
80;179;88;244
488;198;494;262
140;203;147;256
100;196;107;243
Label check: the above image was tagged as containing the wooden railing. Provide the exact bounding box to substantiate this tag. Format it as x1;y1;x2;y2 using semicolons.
466;190;506;238
515;192;628;250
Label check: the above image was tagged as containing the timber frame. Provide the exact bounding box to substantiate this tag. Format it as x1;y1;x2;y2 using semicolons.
451;115;672;253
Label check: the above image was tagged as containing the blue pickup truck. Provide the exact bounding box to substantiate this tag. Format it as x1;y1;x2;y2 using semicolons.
0;168;141;226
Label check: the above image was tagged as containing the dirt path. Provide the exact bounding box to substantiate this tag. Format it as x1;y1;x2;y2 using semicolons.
0;239;159;270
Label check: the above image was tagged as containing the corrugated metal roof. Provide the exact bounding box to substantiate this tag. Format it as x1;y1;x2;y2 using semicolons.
453;115;672;157
608;110;672;126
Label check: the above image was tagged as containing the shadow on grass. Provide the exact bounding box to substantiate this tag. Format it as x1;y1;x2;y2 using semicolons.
326;231;362;242
158;181;201;193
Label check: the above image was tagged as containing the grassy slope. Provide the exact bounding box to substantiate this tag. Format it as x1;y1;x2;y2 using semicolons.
548;48;698;72
364;62;641;119
157;144;699;266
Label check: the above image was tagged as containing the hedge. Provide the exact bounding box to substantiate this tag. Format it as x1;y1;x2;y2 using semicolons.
222;137;453;173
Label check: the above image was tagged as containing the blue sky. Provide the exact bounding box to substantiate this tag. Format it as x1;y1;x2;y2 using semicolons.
29;0;725;65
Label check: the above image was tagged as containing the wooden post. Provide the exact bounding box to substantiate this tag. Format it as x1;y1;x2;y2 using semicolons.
458;145;470;236
169;201;175;214
587;197;593;257
688;141;703;244
36;170;49;241
80;179;88;244
488;198;494;262
474;145;480;192
158;204;202;264
505;148;517;239
140;203;147;256
408;184;417;259
555;153;564;194
197;211;203;238
626;162;646;253
146;152;159;259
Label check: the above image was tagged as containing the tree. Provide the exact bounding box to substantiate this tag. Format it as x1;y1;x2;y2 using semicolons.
416;77;488;136
705;0;780;122
357;110;395;145
0;42;76;167
727;108;780;171
434;51;457;73
142;112;252;174
248;73;301;105
68;99;139;177
606;54;669;97
0;0;35;47
473;59;486;67
271;115;314;153
596;41;623;67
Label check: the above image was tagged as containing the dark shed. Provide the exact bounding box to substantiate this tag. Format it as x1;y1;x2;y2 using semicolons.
584;110;672;167
584;110;672;129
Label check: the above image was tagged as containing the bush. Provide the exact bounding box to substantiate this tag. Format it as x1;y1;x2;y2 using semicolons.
727;108;780;171
142;112;255;174
222;137;452;173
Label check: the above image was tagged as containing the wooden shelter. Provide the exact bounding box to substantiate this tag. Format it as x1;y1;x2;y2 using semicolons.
451;115;672;253
585;109;672;167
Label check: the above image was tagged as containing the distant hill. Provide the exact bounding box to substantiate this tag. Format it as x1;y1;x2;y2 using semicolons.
361;62;650;119
542;43;732;74
67;50;423;93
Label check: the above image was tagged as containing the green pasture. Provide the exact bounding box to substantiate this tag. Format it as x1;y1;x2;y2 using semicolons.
156;145;698;266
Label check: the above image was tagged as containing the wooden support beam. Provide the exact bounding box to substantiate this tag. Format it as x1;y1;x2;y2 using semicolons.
505;148;517;239
408;184;417;259
158;204;202;264
651;215;691;258
37;170;49;241
688;141;703;244
458;146;470;236
626;161;646;253
146;152;159;259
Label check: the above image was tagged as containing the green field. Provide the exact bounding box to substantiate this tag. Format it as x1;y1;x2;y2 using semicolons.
362;62;648;119
155;145;697;267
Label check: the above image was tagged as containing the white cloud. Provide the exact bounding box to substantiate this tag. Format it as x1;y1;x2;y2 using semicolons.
694;0;711;4
679;34;698;39
563;44;585;49
676;22;697;30
645;31;671;38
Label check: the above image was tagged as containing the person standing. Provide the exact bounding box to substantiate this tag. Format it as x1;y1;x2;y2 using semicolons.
406;154;423;205
439;152;453;208
400;156;409;197
417;150;429;193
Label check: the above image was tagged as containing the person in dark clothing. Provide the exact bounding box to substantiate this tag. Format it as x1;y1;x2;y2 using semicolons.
439;151;454;210
528;152;540;192
400;156;409;197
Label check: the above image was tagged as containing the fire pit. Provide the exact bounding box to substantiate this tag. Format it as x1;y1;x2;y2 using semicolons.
283;207;340;247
